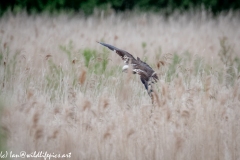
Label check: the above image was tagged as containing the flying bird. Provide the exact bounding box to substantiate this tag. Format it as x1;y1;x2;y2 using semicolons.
97;42;159;101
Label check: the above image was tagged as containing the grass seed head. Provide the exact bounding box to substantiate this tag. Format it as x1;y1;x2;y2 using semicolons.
82;100;91;111
103;132;111;140
79;69;86;85
32;112;40;128
34;127;43;141
103;98;109;109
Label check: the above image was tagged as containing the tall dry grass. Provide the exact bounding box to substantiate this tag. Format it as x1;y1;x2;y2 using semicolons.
0;11;240;160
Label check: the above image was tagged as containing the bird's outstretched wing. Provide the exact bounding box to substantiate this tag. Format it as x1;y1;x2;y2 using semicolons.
97;42;159;97
97;42;137;63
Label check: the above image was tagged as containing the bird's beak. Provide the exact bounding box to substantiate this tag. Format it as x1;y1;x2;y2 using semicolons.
122;68;128;73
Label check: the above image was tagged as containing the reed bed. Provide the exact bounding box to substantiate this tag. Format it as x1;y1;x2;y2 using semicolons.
0;11;240;160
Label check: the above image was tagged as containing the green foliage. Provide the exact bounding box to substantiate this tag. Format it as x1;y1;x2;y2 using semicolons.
0;45;20;92
234;57;240;74
141;42;147;49
81;0;99;15
45;59;64;94
82;49;97;68
0;0;239;16
59;41;83;87
218;37;240;85
194;56;204;75
165;52;214;84
166;53;181;82
0;100;8;155
1;39;239;103
42;42;119;100
82;48;110;75
219;37;234;66
59;40;74;62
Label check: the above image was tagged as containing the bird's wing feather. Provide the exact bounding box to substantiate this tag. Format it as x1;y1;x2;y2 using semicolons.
136;57;153;70
140;76;148;90
97;42;136;61
134;57;159;81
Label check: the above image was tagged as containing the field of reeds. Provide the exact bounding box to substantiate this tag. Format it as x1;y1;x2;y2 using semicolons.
0;11;240;160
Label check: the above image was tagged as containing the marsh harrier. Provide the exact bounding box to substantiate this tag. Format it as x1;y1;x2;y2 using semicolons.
97;42;158;100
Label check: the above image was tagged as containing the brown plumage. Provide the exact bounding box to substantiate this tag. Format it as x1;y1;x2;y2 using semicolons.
97;42;159;99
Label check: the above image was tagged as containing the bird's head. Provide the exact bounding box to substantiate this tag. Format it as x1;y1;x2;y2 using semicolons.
122;65;129;73
122;65;137;74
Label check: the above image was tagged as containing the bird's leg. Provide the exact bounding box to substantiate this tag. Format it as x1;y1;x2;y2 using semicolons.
149;91;154;104
147;91;156;119
147;78;157;118
147;82;154;105
147;88;155;118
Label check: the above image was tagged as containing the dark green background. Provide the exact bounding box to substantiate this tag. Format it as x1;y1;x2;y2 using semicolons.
0;0;239;16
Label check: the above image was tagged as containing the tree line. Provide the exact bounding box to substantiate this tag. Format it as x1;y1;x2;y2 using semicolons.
0;0;239;15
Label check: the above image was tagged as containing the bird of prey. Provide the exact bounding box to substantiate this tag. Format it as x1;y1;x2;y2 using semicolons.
97;42;159;101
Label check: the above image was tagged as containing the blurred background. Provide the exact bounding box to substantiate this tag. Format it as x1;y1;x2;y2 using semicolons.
1;0;240;159
1;0;240;16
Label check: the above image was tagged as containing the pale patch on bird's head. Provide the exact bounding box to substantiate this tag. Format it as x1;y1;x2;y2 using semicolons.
122;65;129;73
